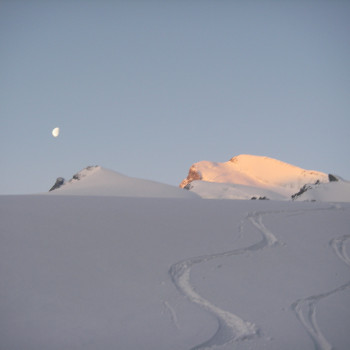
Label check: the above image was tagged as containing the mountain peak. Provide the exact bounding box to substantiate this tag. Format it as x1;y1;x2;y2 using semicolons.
49;166;198;199
180;154;330;200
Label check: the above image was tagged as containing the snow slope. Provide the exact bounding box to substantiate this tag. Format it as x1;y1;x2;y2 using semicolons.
186;179;350;202
48;166;198;198
180;155;331;200
184;180;287;200
1;195;350;350
293;181;350;203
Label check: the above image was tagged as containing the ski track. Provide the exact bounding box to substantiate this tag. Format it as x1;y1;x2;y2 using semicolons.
291;208;350;350
330;235;350;267
162;301;180;330
292;281;350;350
168;210;282;350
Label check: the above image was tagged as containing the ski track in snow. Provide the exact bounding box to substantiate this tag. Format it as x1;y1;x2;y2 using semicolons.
330;235;350;267
169;210;282;350
292;281;350;350
162;301;180;330
291;208;350;350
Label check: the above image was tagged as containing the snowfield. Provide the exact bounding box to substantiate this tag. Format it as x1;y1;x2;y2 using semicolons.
1;162;350;349
1;195;350;350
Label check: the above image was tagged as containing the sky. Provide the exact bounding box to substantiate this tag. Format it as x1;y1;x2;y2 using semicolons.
1;0;350;195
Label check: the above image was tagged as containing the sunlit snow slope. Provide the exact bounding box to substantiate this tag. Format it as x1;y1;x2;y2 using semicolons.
48;166;198;198
180;155;346;200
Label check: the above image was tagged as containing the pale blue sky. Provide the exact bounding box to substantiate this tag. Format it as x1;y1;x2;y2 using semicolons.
1;1;349;194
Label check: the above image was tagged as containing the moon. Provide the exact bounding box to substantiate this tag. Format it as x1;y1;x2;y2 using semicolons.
52;127;60;138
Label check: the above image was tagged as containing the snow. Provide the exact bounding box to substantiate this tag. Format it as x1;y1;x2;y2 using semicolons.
1;159;350;348
293;181;350;202
47;166;198;198
1;194;350;350
180;154;329;200
46;161;350;202
185;180;287;200
187;179;350;202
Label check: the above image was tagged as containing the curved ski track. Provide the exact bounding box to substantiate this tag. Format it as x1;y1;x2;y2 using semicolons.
169;210;282;350
291;212;350;350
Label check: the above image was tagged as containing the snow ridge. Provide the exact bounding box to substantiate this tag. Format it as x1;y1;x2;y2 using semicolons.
48;166;198;198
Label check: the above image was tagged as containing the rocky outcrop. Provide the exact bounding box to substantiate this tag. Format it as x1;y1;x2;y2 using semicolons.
49;166;99;192
328;174;339;182
291;180;321;200
180;165;202;188
71;166;98;181
49;177;65;192
292;175;340;200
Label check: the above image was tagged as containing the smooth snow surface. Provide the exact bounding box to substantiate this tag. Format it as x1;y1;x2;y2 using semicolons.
1;195;350;350
48;166;198;198
186;180;287;201
181;155;332;200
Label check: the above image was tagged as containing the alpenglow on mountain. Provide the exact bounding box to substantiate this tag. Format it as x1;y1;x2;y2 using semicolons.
47;155;350;201
180;154;348;201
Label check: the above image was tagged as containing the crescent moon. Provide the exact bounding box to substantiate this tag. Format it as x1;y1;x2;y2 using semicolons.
52;127;60;138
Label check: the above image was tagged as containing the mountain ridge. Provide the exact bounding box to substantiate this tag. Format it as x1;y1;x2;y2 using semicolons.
47;155;349;201
180;154;329;189
180;154;349;201
48;166;198;199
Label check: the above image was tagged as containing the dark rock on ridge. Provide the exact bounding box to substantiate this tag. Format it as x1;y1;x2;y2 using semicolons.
292;175;341;200
291;179;321;200
49;166;99;192
49;177;65;192
72;165;98;181
328;174;339;182
291;185;310;200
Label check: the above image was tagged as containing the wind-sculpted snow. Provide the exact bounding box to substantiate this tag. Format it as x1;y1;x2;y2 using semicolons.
291;209;350;350
169;210;281;349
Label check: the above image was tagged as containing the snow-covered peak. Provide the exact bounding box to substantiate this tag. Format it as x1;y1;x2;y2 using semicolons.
228;154;327;186
181;154;328;188
48;166;198;199
180;154;331;200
